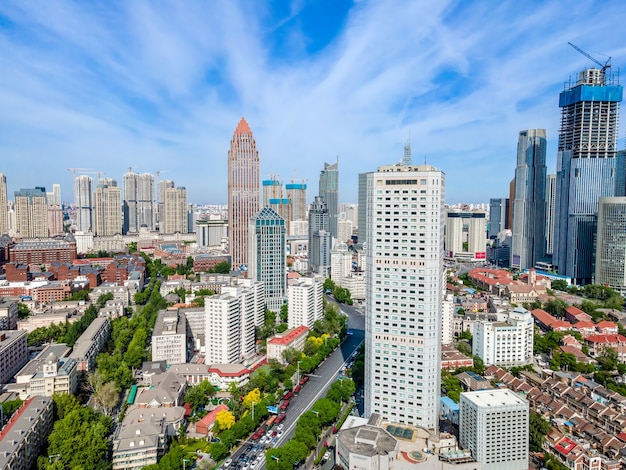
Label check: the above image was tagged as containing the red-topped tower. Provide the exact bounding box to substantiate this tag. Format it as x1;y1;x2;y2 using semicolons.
228;117;260;271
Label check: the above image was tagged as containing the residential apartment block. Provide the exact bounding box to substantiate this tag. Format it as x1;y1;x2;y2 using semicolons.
0;330;28;385
69;317;111;372
472;306;534;367
151;310;189;365
0;298;18;330
287;277;323;329
0;396;54;470
459;389;529;470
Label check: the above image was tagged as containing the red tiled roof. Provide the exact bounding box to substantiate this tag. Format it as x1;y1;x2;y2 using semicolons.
268;326;309;346
565;306;586;316
198;404;229;427
468;268;514;286
0;397;35;442
575;321;596;329
554;437;577;455
208;365;251;377
596;321;618;329
586;334;626;344
532;309;571;330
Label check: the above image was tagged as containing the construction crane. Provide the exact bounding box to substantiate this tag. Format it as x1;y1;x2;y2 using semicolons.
66;167;95;178
568;42;611;77
154;170;168;181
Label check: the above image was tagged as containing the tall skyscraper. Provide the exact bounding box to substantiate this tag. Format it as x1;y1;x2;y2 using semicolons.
488;198;509;238
248;207;286;312
319;160;339;239
554;66;623;284
156;179;174;230
511;129;547;270
14;187;49;238
162;187;188;234
545;174;557;256
94;178;122;236
594;197;626;296
123;171;155;233
0;173;8;235
228;117;260;271
74;175;94;232
308;196;331;276
460;389;529;470
364;164;445;430
357;172;371;245
286;181;307;222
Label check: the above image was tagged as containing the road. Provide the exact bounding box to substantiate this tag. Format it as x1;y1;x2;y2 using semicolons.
230;300;365;470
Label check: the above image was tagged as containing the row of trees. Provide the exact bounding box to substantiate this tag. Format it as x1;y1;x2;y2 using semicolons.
265;379;356;470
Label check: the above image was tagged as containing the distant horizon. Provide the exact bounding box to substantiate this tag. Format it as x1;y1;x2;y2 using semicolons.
1;1;625;206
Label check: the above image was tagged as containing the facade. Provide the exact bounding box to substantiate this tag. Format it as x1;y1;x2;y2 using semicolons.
0;298;18;330
287;277;323;329
357;172;372;245
472;306;534;367
0;330;28;385
94;178;122;236
156;179;174;230
112;410;170;469
337;219;354;244
9;237;77;265
0;396;54;470
445;210;486;262
319;161;339;239
151;309;189;365
594;197;626;296
266;326;309;363
195;219;227;247
228;117;260;271
554;67;623;284
204;279;264;364
27;351;79;398
0;172;8;235
47;203;64;237
308;196;331;276
459;389;529;470
162;186;188;234
123;171;155;233
262;177;283;207
364;164;445;430
545;174;557;255
331;243;353;283
488;198;509;238
511;129;547;270
286;182;307;222
248;207;286;312
14;187;48;238
69;317;111;372
74;175;94;232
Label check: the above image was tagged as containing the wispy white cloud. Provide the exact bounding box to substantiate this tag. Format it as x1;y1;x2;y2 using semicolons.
0;0;624;204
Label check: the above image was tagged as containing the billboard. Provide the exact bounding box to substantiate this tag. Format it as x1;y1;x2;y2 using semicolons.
475;252;486;259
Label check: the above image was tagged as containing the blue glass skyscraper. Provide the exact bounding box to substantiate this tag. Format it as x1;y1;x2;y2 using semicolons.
554;68;623;284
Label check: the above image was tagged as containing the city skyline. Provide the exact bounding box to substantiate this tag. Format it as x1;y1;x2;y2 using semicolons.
1;1;626;204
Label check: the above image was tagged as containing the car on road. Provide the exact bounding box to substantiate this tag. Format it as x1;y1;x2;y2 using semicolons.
323;451;331;461
224;459;233;468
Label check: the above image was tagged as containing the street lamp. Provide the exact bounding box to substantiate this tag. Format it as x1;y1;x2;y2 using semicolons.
296;360;302;386
183;458;190;470
251;401;256;422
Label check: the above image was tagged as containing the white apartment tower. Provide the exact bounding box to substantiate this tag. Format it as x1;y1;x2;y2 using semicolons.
14;188;49;238
162;186;188;234
204;279;264;364
459;389;529;470
0;173;8;235
472;306;534;367
330;242;353;283
74;175;94;232
287;277;323;329
364;164;445;431
94;178;122;236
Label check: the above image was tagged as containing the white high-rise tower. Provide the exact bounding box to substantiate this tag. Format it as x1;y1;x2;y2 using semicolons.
364;164;445;431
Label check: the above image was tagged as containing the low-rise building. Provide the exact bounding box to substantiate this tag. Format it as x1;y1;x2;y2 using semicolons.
195;404;229;436
336;424;399;470
90;283;131;306
134;371;186;408
0;396;54;470
69;317;111;372
585;334;626;363
266;326;309;363
0;330;28;385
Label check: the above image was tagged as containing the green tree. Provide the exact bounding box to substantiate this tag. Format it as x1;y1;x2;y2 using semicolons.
280;304;289;323
597;346;618;371
326;379;355;403
212;261;231;274
543;298;568;317
184;380;216;412
17;302;30;319
210;441;229;461
551;279;569;291
312;398;341;425
459;330;472;341
530;411;551;451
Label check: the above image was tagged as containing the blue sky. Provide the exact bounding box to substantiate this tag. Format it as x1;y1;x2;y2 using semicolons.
1;0;625;205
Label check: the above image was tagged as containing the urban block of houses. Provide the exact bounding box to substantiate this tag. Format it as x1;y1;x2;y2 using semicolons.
69;317;111;373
